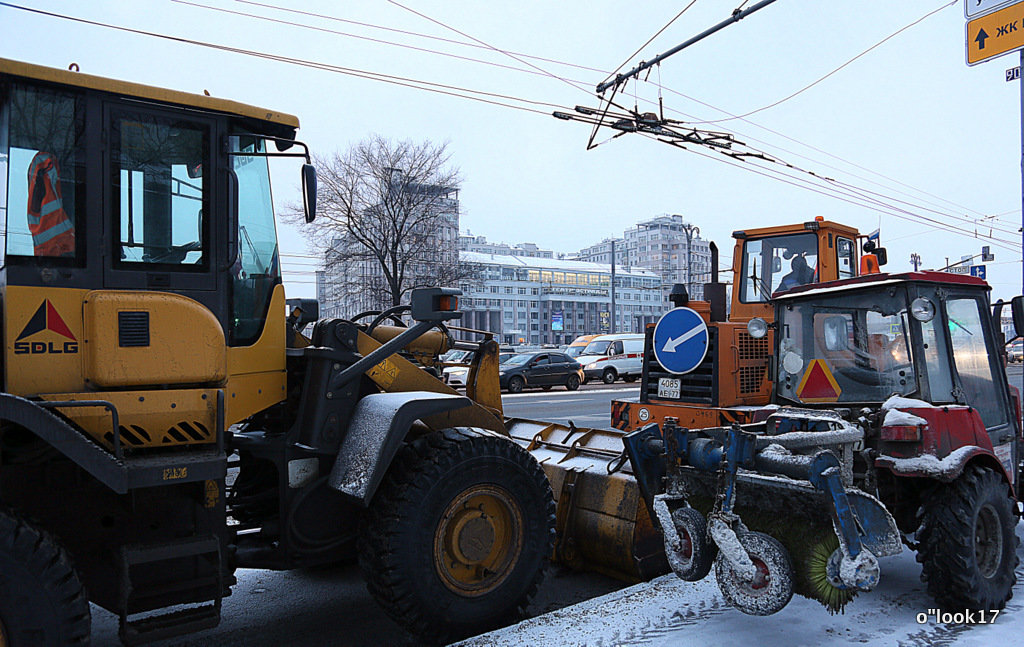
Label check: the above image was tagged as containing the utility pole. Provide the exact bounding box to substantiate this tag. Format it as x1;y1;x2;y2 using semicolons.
610;239;616;334
681;221;700;300
910;253;921;271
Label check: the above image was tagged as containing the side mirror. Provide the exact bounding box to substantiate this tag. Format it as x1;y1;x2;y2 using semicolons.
1012;295;1024;338
286;297;320;331
823;316;849;351
301;164;317;223
874;247;888;266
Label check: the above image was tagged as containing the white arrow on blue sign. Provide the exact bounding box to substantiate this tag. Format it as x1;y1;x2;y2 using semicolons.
652;307;709;375
969;264;987;280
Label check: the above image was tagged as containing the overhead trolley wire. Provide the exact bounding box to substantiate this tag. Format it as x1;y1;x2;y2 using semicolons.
4;1;1015;251
178;0;1005;234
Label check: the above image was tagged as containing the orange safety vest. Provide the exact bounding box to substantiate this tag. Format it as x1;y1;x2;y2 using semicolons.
27;152;75;257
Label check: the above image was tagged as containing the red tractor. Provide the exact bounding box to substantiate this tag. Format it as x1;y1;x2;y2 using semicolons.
625;270;1022;615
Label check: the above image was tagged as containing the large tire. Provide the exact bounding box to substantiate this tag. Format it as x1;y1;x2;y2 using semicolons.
601;368;617;385
358;428;555;644
917;464;1019;610
507;376;525;394
0;509;90;646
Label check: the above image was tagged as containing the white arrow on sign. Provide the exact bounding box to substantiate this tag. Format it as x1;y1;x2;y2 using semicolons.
662;325;705;353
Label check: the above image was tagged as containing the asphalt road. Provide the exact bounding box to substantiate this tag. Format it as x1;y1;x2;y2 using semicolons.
90;371;1024;646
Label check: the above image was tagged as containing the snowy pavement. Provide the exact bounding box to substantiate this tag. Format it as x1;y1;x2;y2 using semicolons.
459;525;1024;647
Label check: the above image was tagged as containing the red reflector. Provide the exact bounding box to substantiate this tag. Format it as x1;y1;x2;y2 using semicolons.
880;425;922;442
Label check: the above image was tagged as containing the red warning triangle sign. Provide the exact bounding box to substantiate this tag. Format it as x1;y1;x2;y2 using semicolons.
796;359;841;403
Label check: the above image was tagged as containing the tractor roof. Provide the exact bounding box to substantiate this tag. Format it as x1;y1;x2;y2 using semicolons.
773;270;987;301
1;58;299;137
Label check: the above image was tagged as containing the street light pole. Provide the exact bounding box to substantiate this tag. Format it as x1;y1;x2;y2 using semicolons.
681;222;700;300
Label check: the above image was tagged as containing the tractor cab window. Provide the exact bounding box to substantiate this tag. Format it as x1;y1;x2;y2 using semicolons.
740;232;817;303
837;237;856;279
1;82;85;263
229;135;280;346
776;290;918;404
945;297;1006;428
112;113;208;268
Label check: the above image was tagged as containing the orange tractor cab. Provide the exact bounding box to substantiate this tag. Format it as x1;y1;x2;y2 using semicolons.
612;219;884;433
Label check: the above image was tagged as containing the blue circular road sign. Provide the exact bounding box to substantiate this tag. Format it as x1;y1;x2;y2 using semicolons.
652;307;709;375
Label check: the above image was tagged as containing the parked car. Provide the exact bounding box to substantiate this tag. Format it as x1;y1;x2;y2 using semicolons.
443;351;516;388
499;351;584;393
1008;340;1024;363
577;333;645;384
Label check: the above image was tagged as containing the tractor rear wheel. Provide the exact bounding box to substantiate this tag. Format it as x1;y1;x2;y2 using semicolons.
0;509;90;646
918;464;1019;610
358;428;555;645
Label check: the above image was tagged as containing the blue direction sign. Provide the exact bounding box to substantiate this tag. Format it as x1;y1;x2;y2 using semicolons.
653;307;709;375
970;264;987;279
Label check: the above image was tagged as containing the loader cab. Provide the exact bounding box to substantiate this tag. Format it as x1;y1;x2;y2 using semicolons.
771;272;1019;449
0;58;312;438
731;219;862;323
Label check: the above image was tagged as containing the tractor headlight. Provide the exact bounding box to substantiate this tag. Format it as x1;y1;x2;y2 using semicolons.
747;317;768;339
911;297;935;322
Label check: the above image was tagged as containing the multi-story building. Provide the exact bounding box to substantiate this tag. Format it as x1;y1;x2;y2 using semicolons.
456;251;662;346
458;234;553;259
621;214;710;302
576;237;625;265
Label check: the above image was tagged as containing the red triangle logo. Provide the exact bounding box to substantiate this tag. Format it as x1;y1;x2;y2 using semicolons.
45;301;76;340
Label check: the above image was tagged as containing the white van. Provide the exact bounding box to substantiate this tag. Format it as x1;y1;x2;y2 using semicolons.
577;333;645;384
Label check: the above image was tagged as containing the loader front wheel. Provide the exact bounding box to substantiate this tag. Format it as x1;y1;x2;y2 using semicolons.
0;509;90;646
359;428;555;644
918;465;1019;611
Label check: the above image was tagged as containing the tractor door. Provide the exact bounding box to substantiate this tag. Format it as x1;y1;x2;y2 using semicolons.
936;292;1017;476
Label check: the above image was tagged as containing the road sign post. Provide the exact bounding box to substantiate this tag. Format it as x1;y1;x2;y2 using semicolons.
652;307;709;375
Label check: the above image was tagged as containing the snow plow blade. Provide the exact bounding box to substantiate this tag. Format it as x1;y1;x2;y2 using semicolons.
506;418;667;582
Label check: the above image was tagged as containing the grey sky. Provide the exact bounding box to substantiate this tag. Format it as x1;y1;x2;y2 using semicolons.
2;0;1021;300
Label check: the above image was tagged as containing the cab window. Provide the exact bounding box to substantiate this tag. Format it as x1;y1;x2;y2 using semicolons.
1;82;85;263
740;232;817;302
945;297;1006;428
112;112;208;268
229;135;280;346
837;237;855;279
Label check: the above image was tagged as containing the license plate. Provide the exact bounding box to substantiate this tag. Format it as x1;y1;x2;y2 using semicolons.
658;377;681;399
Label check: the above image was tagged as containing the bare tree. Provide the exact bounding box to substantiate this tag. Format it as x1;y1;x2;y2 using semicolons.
297;135;480;312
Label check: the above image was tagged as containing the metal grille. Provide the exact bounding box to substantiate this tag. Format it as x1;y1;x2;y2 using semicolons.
736;331;768;360
739;365;767;394
118;311;150;347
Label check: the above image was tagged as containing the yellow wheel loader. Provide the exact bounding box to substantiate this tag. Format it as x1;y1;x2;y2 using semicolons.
0;59;562;646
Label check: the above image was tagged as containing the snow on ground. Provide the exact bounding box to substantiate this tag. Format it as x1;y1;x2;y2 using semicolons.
459;526;1024;647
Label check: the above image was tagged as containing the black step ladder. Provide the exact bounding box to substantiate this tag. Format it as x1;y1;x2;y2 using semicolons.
117;536;224;645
